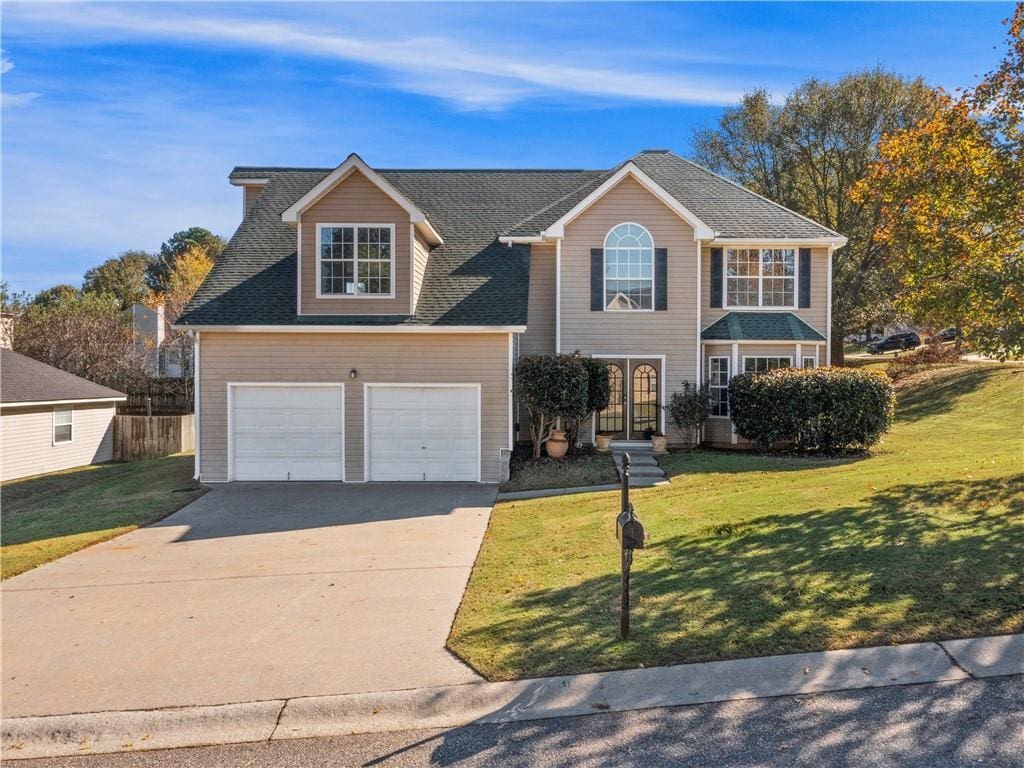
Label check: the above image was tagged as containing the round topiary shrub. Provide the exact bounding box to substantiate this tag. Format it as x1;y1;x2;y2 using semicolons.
729;367;895;452
514;354;590;458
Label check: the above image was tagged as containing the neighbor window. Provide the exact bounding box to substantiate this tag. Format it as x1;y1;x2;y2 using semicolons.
744;357;792;373
708;357;730;417
318;224;393;296
53;406;73;444
802;356;817;369
726;248;795;307
604;223;653;311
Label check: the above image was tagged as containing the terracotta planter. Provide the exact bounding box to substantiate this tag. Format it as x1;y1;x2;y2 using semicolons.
650;434;668;454
595;433;613;452
546;430;569;459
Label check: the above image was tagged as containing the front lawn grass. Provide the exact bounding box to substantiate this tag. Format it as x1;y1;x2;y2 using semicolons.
450;363;1024;680
1;454;206;579
500;451;619;493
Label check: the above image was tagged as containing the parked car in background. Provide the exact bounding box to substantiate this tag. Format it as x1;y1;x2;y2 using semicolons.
927;327;958;344
867;332;921;354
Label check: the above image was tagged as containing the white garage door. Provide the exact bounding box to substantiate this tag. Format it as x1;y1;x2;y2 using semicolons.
367;385;479;481
231;385;343;481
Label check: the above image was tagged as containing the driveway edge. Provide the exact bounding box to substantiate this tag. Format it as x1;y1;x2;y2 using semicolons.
4;634;1021;761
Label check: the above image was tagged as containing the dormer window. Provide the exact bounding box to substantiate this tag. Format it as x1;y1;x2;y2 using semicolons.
604;223;654;311
317;223;394;298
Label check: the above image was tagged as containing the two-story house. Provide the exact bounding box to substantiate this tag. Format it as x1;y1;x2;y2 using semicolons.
178;150;845;483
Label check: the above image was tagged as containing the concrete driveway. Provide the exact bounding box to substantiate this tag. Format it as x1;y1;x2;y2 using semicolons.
1;483;495;718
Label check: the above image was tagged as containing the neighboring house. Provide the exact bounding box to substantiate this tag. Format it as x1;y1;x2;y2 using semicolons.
177;150;845;484
132;303;189;378
0;349;126;481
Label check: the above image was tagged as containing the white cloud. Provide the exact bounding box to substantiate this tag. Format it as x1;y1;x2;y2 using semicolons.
4;4;747;109
1;91;40;108
1;53;13;74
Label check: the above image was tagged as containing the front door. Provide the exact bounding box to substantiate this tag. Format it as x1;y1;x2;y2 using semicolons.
596;358;661;440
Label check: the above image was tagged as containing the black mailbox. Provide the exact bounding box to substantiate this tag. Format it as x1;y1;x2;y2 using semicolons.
616;506;645;549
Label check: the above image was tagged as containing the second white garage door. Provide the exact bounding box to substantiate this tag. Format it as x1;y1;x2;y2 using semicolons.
366;385;479;481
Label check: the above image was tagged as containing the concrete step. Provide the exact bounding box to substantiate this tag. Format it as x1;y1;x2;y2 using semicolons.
614;455;658;467
619;465;665;477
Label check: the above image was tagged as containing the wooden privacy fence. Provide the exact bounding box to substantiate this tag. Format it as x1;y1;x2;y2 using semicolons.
114;414;195;462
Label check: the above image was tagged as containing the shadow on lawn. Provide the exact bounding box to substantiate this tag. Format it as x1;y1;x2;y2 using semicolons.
452;475;1024;681
895;364;1015;422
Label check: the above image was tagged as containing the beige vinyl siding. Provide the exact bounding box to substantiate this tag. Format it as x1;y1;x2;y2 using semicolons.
300;169;411;315
198;332;510;483
412;232;430;312
243;185;264;215
521;243;556;357
701;246;829;337
1;403;116;481
560;175;699;443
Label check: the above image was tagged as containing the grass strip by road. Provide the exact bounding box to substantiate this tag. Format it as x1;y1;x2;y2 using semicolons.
450;364;1024;680
1;454;206;579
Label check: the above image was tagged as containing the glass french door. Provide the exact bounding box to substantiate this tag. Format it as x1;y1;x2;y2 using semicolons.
597;362;627;440
596;358;660;440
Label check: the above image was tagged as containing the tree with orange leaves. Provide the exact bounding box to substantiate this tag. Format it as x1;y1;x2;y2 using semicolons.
853;6;1023;358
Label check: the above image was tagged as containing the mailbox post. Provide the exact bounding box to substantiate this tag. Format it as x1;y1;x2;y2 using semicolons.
615;453;645;640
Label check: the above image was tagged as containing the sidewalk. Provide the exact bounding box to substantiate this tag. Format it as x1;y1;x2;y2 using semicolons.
3;633;1021;761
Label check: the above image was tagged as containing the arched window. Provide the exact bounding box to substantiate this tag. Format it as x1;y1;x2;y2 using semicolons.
604;223;654;311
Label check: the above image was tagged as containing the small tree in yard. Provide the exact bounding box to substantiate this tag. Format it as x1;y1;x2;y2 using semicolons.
564;356;612;452
664;382;712;449
515;354;589;459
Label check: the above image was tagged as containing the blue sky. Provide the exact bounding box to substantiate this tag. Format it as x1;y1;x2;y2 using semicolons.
1;2;1013;294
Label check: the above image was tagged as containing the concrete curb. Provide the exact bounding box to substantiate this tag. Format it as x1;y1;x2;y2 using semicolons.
7;635;1021;761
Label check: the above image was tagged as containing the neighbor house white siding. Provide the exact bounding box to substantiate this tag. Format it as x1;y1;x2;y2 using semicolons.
1;403;116;481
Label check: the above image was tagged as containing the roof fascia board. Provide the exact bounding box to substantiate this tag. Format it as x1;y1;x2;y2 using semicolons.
173;324;526;334
711;237;848;247
542;162;716;241
1;396;126;409
281;154;443;245
498;236;546;245
229;178;269;187
698;338;824;345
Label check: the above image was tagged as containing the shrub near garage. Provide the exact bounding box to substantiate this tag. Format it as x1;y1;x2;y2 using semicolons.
730;367;895;452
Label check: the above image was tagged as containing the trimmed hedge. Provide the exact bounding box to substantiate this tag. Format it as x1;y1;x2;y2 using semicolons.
730;367;895;452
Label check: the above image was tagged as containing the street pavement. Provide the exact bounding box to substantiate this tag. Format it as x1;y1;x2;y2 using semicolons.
18;674;1023;768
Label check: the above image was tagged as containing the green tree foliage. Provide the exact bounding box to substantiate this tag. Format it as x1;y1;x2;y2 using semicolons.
853;8;1023;360
82;250;155;310
12;290;147;391
146;227;225;292
693;70;940;364
31;284;81;308
564;356;612;452
729;367;895;452
663;382;712;449
514;355;589;459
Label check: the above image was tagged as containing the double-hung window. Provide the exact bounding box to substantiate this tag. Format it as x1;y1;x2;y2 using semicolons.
53;406;73;444
744;357;792;373
318;224;394;297
802;356;817;369
707;357;730;417
726;248;796;308
604;223;654;311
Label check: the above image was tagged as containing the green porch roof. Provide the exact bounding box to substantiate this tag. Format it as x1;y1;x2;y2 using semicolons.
701;312;826;342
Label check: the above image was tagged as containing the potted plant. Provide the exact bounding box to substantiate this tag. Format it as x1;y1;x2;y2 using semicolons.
648;430;668;454
595;431;614;452
546;428;569;458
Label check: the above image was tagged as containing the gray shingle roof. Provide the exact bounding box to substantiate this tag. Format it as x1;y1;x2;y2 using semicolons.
181;151;839;327
701;312;826;342
1;349;126;404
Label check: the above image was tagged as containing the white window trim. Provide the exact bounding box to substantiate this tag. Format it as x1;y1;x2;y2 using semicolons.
803;353;818;368
52;405;73;445
602;222;656;313
315;223;397;300
742;355;794;373
707;356;731;419
724;247;799;311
